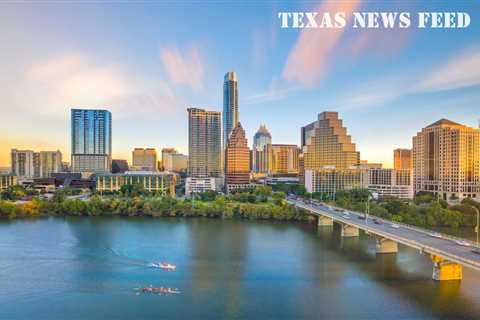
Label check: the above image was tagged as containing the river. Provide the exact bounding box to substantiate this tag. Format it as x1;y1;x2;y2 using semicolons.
1;217;479;319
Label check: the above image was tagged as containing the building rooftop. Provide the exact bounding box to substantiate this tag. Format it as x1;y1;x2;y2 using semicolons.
426;118;463;128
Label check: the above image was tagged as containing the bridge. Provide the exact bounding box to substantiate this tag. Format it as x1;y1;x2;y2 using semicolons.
287;198;480;281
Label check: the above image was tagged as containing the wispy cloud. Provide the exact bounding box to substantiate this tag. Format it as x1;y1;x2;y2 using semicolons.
415;48;480;92
21;53;178;118
244;77;299;105
335;47;480;111
281;1;362;87
160;46;204;91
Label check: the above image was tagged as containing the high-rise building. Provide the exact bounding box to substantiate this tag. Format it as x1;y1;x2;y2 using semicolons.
163;153;188;172
71;109;112;173
39;151;62;177
412;119;480;200
302;112;360;171
302;112;361;195
225;123;251;191
132;148;157;171
187;107;221;178
252;125;272;174
223;72;238;151
394;148;411;170
271;144;300;174
11;149;35;179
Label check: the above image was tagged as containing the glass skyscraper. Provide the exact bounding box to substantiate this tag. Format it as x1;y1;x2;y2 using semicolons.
71;109;112;173
223;72;238;149
252;125;272;174
187;107;221;178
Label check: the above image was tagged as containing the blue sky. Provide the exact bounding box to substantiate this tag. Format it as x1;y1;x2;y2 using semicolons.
1;1;479;167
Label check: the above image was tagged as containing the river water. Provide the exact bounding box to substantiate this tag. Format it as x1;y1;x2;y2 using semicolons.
1;217;479;319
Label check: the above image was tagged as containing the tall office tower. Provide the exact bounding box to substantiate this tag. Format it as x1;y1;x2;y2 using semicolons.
187;107;221;178
302;112;360;194
303;111;360;170
39;150;62;177
11;149;35;179
132;148;157;171
393;148;411;170
71;109;112;173
223;72;238;151
271;144;300;174
225;123;250;189
412;119;480;200
252;125;272;174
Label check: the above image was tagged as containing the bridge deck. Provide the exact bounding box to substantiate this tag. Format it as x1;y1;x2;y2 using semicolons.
288;199;480;272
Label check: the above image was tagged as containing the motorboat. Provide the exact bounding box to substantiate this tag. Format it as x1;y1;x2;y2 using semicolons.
137;286;180;295
150;262;177;271
390;224;400;229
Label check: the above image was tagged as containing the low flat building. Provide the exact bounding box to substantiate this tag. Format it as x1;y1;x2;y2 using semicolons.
367;168;413;199
0;174;17;190
96;171;176;196
305;168;363;197
265;173;299;186
185;177;223;196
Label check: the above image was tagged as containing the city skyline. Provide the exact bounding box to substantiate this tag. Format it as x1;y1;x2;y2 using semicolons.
1;1;479;167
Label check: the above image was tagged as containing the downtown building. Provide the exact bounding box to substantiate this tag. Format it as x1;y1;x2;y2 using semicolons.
131;148;157;171
163;153;188;172
412;119;480;201
0;174;17;190
96;171;176;196
225;123;253;192
223;72;238;154
271;144;300;174
186;107;222;196
366;167;413;199
11;149;62;180
71;109;112;174
301;112;361;197
394;148;412;170
252;125;272;175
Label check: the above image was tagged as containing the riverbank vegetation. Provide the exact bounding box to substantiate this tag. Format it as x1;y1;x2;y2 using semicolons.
306;188;479;229
0;185;309;222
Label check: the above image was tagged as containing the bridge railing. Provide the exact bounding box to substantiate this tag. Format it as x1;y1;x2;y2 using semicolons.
289;198;480;249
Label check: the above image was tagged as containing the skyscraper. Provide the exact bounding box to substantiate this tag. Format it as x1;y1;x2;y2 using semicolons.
271;144;300;174
223;72;238;151
39;150;62;177
225;123;250;190
302;112;360;195
11;149;35;179
303;111;360;171
412;119;480;200
132;148;157;171
252;125;272;174
393;148;411;170
71;109;112;173
187;107;221;178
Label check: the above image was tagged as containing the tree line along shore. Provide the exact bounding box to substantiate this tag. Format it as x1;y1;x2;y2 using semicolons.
1;184;479;230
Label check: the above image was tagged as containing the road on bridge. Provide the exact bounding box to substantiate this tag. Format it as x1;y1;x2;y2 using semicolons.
288;198;480;272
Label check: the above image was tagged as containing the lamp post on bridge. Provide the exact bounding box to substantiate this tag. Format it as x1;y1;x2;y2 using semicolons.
473;206;479;246
466;204;480;246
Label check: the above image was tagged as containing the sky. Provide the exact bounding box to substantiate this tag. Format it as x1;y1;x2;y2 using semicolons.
1;1;479;168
